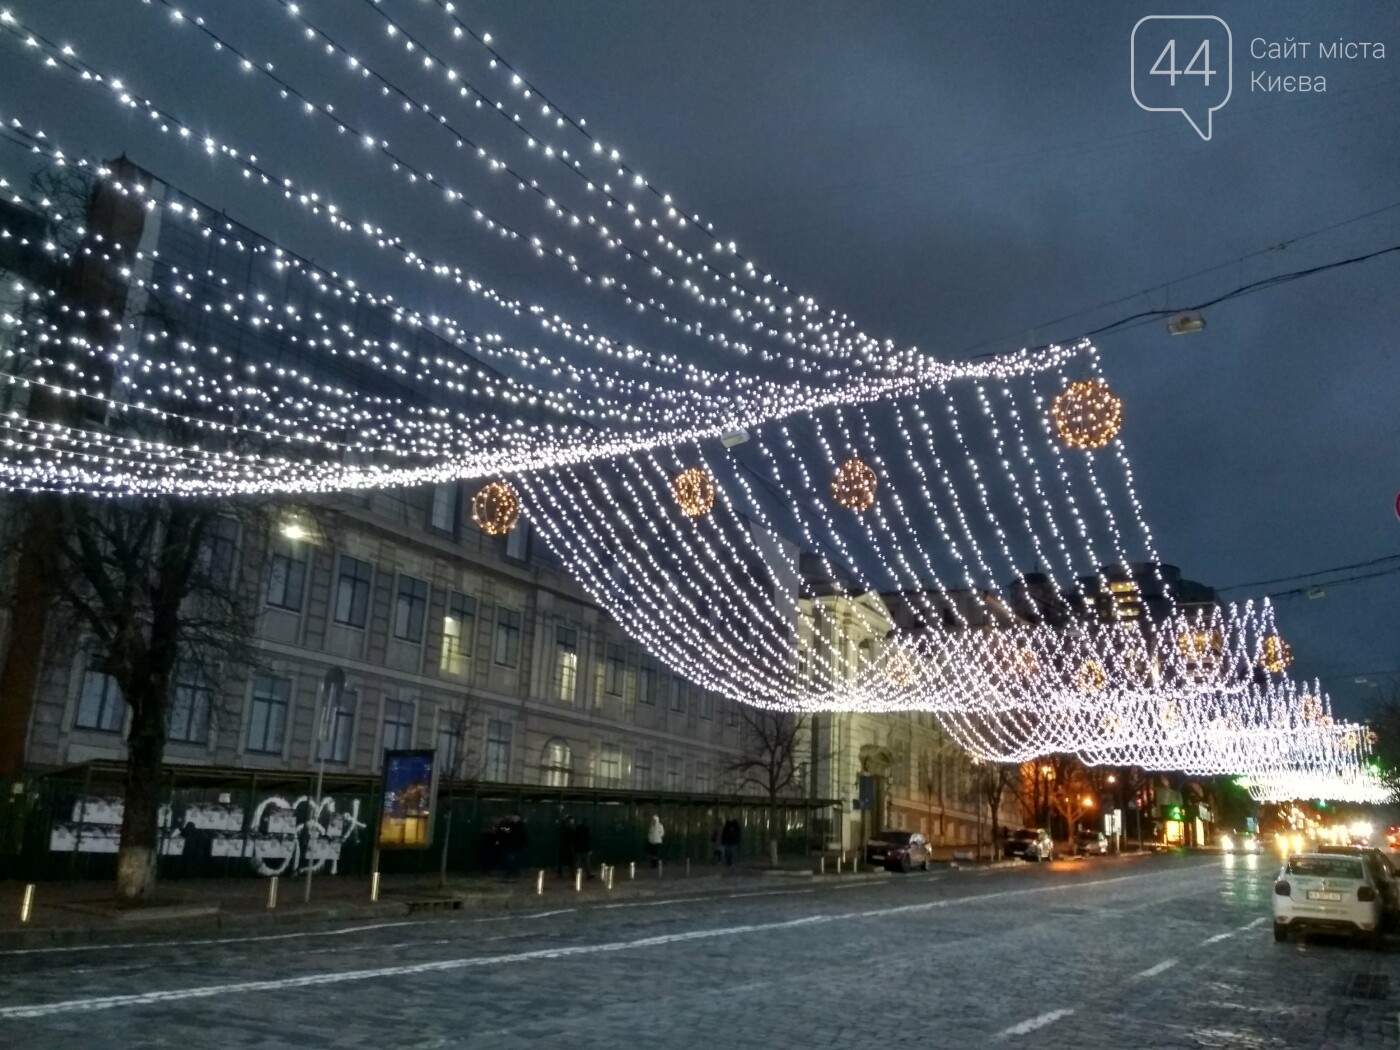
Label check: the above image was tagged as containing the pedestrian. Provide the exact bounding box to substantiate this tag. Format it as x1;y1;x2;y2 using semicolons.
557;815;576;878
574;818;594;879
721;817;741;867
646;813;665;867
503;814;527;880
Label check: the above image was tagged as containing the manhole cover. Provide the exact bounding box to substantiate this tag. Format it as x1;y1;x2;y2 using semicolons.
1346;973;1389;1000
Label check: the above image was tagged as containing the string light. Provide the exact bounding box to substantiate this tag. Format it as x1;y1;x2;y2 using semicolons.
1050;378;1124;450
671;466;715;518
471;480;521;535
829;456;877;511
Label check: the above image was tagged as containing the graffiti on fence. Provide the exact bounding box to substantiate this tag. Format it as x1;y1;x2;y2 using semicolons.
48;794;367;875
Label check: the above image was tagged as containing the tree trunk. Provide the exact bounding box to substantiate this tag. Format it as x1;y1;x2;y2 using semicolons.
116;701;165;901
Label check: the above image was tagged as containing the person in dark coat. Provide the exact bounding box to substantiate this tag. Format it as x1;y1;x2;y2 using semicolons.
573;819;594;879
502;815;527;880
720;818;741;867
557;815;576;878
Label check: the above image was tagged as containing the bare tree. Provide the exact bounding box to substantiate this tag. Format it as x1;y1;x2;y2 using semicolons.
0;167;271;900
728;708;809;866
1045;755;1095;852
974;761;1021;855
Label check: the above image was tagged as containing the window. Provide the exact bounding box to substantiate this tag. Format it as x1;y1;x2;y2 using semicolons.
437;708;465;780
440;592;476;675
393;574;429;643
429;483;458;532
541;738;572;787
246;675;291;754
494;608;522;667
699;692;714;720
381;698;415;751
670;679;687;713
598;743;622;788
333;555;374;628
605;643;626;696
505;520;530;562
555;625;578;702
666;755;684;792
695;760;712;794
725;702;740;728
638;660;658;705
317;688;356;764
632;748;653;790
198;516;239;586
167;666;211;745
484;718;513;781
265;540;306;611
75;666;123;732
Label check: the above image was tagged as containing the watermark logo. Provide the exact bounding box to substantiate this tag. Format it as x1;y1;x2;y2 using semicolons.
1131;16;1233;140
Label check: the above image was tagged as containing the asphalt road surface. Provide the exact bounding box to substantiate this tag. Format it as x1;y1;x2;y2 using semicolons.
1;851;1396;1049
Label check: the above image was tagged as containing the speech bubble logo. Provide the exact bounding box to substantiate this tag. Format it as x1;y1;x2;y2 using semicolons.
1131;16;1232;141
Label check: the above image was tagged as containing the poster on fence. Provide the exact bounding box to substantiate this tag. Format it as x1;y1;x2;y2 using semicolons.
377;749;438;849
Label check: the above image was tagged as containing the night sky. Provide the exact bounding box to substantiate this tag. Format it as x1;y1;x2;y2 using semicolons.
1;1;1396;717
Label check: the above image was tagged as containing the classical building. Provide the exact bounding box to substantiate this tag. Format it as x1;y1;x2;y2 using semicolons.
797;561;1022;852
0;161;750;800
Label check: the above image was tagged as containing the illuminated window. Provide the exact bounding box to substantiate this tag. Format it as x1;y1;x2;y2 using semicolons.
555;626;578;702
541;738;572;787
440;592;476;675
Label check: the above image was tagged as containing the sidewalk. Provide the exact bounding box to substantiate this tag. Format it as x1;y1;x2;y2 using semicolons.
0;858;881;948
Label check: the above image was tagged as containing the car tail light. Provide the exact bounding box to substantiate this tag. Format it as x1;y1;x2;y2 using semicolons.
1358;886;1377;902
1274;881;1291;896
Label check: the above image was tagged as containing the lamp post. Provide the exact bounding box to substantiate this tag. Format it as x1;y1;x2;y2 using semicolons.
305;667;345;904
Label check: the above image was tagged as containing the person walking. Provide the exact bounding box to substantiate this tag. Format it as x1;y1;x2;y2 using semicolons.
557;815;576;878
721;817;741;868
574;818;594;880
646;814;665;868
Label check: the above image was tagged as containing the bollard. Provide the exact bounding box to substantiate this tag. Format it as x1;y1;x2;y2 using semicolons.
574;868;583;892
266;876;278;910
536;870;545;896
606;865;615;890
686;858;691;877
819;856;825;876
19;884;34;924
854;857;860;873
629;861;636;880
657;859;663;879
837;857;843;875
370;870;381;902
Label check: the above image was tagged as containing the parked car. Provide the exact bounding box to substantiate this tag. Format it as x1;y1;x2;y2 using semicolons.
1273;853;1384;947
1004;828;1054;862
1317;845;1400;929
1076;831;1108;855
866;830;932;872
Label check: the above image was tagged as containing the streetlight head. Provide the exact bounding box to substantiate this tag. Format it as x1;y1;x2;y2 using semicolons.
1167;311;1206;335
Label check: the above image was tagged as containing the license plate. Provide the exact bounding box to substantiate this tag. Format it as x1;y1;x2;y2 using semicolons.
1307;891;1342;901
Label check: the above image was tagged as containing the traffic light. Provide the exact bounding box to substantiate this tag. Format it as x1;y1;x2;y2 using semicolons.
1166;804;1183;820
1316;800;1328;809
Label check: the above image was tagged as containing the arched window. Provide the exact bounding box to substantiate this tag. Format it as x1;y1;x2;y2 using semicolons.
541;738;572;787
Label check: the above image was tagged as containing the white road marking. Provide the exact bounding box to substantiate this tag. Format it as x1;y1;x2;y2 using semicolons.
0;915;839;1019
1132;958;1178;979
0;919;431;957
1202;931;1234;944
1238;917;1267;931
998;1008;1074;1038
0;867;1191;1019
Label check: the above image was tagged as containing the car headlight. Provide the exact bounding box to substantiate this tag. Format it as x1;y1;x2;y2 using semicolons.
1221;835;1233;851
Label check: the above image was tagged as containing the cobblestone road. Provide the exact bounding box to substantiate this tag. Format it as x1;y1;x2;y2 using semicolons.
0;852;1396;1049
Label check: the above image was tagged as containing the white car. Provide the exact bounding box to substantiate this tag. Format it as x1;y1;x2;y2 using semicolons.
1220;833;1260;854
1273;853;1384;947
